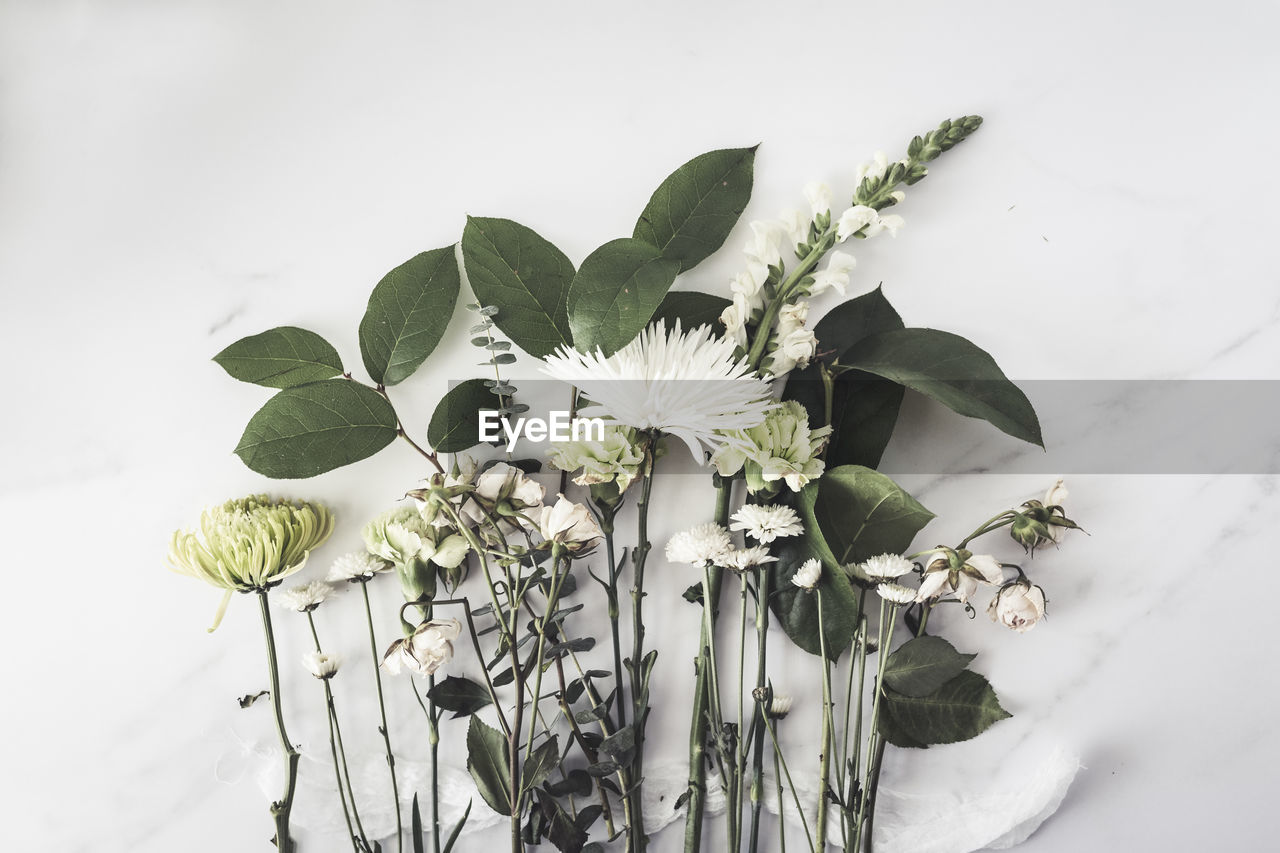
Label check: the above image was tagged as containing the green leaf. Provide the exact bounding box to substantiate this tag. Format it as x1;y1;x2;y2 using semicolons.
814;465;935;569
427;675;493;718
442;800;472;853
769;482;862;659
879;670;1011;748
213;326;343;388
598;725;636;767
567;238;680;356
411;795;424;853
522;734;561;792
466;716;512;815
784;286;905;469
883;635;976;698
650;290;732;332
233;380;398;478
461;217;575;357
536;788;588;853
633;146;756;271
841;328;1043;447
359;247;462;386
427;378;495;453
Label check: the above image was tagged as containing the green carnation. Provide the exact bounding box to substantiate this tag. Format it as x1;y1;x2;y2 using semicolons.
363;506;470;601
547;424;646;492
712;401;832;495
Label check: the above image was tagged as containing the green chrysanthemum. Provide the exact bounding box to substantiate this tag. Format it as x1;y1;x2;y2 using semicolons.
712;400;832;494
546;424;647;492
168;495;335;631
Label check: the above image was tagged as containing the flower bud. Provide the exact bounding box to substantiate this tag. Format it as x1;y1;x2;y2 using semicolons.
986;580;1047;633
302;650;341;680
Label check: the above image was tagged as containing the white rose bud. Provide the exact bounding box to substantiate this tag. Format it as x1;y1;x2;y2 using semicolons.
987;581;1047;633
381;618;462;676
538;495;603;549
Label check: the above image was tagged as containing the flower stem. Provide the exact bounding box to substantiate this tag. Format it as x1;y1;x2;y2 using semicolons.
306;611;365;852
765;714;815;852
627;438;658;852
853;601;897;852
256;591;299;853
746;565;770;853
361;582;403;853
684;481;733;853
814;589;833;851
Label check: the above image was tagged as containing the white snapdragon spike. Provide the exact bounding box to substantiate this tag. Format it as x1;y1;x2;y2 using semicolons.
381;618;462;677
665;523;733;567
538;495;603;549
860;553;915;580
302;650;341;680
277;579;337;612
791;558;823;589
876;583;917;605
729;504;804;543
835;205;879;241
327;551;391;583
803;181;832;217
809;251;857;297
541;320;774;462
769;694;794;718
714;545;778;573
988;580;1047;633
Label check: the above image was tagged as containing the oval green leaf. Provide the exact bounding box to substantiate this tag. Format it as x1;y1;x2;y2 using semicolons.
426;675;493;718
428;378;496;453
568;238;680;356
879;670;1011;749
841;328;1044;447
359;247;462;386
233;380;398;478
650;290;732;332
883;635;976;698
466;716;512;816
814;465;935;571
633;146;756;271
461;217;575;358
213;326;343;389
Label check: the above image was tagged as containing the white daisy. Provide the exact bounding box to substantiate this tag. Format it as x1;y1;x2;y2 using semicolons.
729;504;804;544
859;553;915;581
876;583;916;605
327;551;391;583
665;523;733;567
714;545;779;572
276;579;337;612
791;558;823;589
302;650;341;680
769;694;794;718
541;320;774;462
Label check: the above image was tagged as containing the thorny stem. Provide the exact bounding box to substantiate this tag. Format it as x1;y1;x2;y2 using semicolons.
257;591;299;853
361;582;403;853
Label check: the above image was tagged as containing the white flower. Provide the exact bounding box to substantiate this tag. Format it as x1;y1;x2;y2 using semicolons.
889;190;905;204
778;208;810;251
864;214;904;238
1044;479;1069;543
836;206;878;241
547;425;646;492
987;580;1047;633
541;320;775;462
791;558;823;589
730;271;767;314
729;504;804;543
803;181;832;217
772;327;818;374
745;220;784;270
809;251;857;297
713;401;831;494
777;301;809;332
381;618;462;676
876;583;916;605
474;462;545;509
860;554;914;581
665;523;733;567
277;580;337;612
538;495;603;549
714;545;779;572
855;152;890;184
302;650;341;680
720;293;751;348
364;506;470;570
328;551;391;583
915;551;1004;604
769;694;794;718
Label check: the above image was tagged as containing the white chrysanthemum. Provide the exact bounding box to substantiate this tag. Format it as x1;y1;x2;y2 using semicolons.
327;551;390;583
769;694;794;718
729;504;804;544
277;580;337;612
665;523;733;566
541;320;774;461
876;583;916;605
714;545;779;573
860;554;915;581
302;650;341;680
791;558;822;589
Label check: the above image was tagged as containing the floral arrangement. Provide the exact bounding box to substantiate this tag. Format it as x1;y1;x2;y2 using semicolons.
171;114;1082;853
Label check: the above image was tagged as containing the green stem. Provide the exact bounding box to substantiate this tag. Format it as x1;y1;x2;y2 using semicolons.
765;714;815;852
774;746;787;853
745;244;828;370
815;589;833;851
627;438;658;853
602;517;627;733
853;601;897;852
841;615;867;852
684;481;733;853
361;582;403;853
305;612;362;852
746;566;769;853
256;591;299;853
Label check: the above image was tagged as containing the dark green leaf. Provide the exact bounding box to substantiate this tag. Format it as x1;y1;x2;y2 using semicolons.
359;247;461;386
412;795;424;853
633;146;756;271
233;380;398;478
428;378;496;453
574;805;603;834
427;675;493;717
546;637;596;658
650;291;732;332
883;635;976;698
567;238;679;356
545;768;593;798
213;326;343;389
841;328;1043;447
461;217;574;357
466;716;513;815
442;800;472;853
536;789;588;853
599;725;636;767
814;465;935;569
522;735;560;792
879;670;1011;748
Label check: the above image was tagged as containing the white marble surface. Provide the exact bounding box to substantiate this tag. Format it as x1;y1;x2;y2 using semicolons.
3;1;1279;851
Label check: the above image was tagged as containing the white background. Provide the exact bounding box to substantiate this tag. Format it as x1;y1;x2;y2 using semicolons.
2;1;1278;851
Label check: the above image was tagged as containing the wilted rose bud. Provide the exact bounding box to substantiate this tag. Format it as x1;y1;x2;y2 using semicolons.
1010;479;1081;553
915;548;1004;604
381;618;462;676
987;580;1047;633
